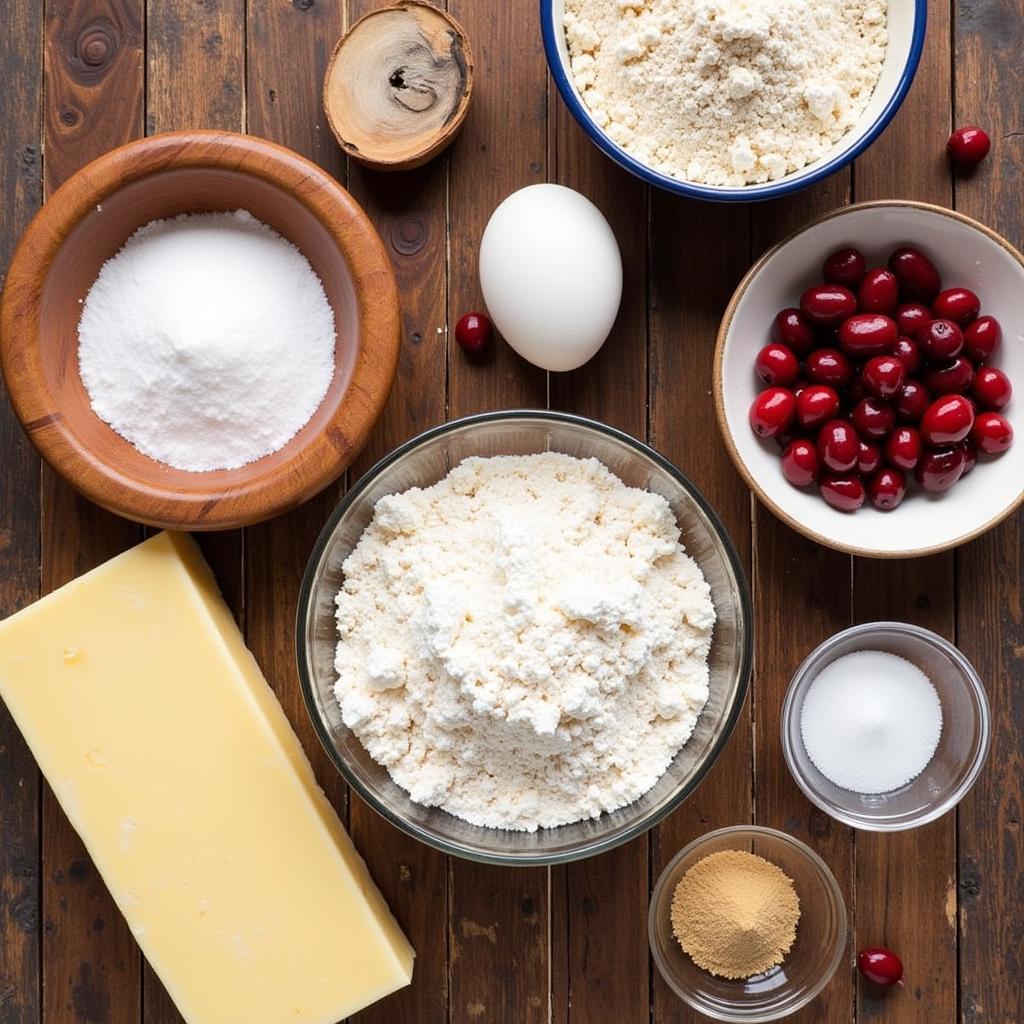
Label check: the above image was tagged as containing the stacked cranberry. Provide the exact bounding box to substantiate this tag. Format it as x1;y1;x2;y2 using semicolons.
749;245;1013;512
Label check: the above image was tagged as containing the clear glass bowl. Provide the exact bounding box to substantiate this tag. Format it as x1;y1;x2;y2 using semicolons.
781;622;991;831
649;826;847;1022
296;410;753;865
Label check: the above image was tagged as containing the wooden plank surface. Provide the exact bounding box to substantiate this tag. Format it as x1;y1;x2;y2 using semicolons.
1;2;1022;1024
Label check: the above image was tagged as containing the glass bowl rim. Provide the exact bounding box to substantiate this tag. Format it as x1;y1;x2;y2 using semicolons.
780;621;992;832
648;824;848;1022
295;408;754;865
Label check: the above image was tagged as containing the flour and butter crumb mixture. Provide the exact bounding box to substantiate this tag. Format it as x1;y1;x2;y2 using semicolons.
563;0;888;187
334;453;715;832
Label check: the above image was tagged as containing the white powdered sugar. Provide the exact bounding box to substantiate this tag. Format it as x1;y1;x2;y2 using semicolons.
563;0;888;187
78;210;335;472
334;453;715;832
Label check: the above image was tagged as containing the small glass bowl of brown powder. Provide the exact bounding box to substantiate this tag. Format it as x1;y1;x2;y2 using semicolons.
649;826;847;1021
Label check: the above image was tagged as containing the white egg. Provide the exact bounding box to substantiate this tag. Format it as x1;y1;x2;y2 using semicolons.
478;184;623;372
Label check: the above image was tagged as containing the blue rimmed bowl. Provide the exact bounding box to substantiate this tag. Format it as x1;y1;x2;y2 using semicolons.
541;0;927;202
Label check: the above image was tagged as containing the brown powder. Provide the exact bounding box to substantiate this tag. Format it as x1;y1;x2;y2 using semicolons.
670;850;801;980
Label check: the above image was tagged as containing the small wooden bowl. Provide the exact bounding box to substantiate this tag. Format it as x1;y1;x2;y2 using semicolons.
0;130;400;531
323;2;473;171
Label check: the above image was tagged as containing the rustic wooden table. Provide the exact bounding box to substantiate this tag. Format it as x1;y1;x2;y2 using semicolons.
1;2;1022;1023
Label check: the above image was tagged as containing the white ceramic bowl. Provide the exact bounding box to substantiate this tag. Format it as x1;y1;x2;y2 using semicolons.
541;0;926;202
714;201;1024;558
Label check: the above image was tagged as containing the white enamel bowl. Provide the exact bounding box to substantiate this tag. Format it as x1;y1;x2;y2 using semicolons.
715;201;1024;558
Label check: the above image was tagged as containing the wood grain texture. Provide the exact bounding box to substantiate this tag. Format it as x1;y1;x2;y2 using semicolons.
344;3;451;1023
852;4;958;1018
549;100;650;1024
649;196;754;1024
40;3;145;1022
954;1;1024;1021
0;4;43;1023
446;4;548;1022
142;5;245;1020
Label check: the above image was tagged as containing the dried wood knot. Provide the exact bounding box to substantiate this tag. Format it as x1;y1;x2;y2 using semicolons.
391;216;426;256
76;24;115;69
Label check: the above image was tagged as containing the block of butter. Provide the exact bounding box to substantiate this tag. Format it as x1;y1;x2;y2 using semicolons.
0;531;413;1024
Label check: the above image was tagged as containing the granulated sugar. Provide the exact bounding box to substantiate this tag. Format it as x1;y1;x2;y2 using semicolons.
78;210;335;472
800;650;942;793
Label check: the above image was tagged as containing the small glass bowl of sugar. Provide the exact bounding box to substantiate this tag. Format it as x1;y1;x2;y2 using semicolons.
781;622;991;831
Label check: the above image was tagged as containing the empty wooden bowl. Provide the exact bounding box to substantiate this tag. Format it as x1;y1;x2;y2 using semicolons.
324;2;473;170
0;130;400;531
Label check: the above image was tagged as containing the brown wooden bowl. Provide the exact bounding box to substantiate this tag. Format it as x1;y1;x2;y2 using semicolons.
0;130;400;531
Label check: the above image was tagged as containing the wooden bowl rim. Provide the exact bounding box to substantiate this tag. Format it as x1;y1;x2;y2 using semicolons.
323;1;474;171
712;198;1024;560
0;129;400;530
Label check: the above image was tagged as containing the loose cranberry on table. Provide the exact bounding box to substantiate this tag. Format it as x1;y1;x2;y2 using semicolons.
885;426;923;470
857;947;904;987
455;312;492;354
868;467;908;511
921;395;975;445
970;411;1014;454
896;302;931;338
857;268;899;315
893;335;923;374
823;247;866;288
919;319;963;361
805;347;854;388
915;446;967;493
862;355;905;398
932;287;980;326
962;314;1002;363
839;313;898;358
924;355;974;396
895;380;932;422
817;419;860;472
755;343;801;386
852;397;895;441
820;474;865;512
749;387;797;438
947;125;991;168
889;247;942;302
781;439;820;487
972;367;1013;410
796;385;841;429
800;283;857;326
773;307;816;353
857;441;882;476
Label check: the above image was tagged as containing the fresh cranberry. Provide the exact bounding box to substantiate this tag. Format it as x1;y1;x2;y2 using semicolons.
961;440;978;476
895;380;932;422
924;355;974;396
932;287;981;326
755;343;801;386
915;446;967;492
749;388;797;438
971;411;1014;454
857;441;882;476
862;355;905;399
921;395;975;445
896;302;932;338
920;319;964;362
796;385;841;429
781;439;820;487
962;315;1002;363
885;426;923;470
972;367;1013;410
947;126;991;167
857;948;904;987
852;397;896;441
455;312;492;354
773;307;817;354
857;268;900;314
893;336;923;374
805;348;854;388
823;247;866;288
838;313;898;358
820;474;866;512
889;247;942;302
817;418;860;472
867;468;908;511
800;284;857;326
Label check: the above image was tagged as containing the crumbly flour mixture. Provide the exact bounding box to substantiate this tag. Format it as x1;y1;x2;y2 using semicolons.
334;453;715;831
563;0;888;186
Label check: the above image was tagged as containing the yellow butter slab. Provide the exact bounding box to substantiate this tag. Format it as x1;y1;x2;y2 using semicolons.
0;531;413;1024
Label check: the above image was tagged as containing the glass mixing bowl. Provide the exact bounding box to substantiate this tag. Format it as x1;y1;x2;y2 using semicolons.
296;410;752;864
649;826;847;1022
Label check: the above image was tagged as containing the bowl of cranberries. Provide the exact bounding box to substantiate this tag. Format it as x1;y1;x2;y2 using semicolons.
715;201;1024;557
